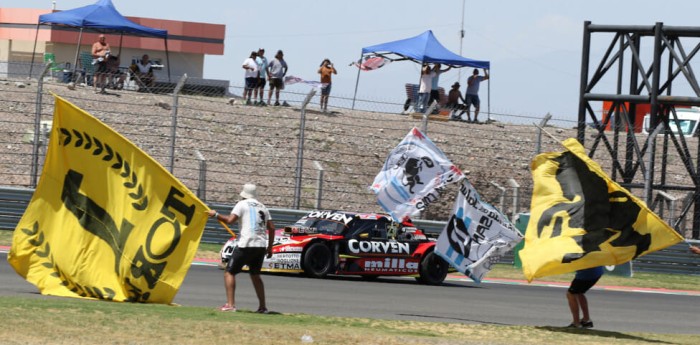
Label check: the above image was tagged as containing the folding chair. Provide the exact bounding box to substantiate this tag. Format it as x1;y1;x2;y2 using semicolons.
43;53;63;80
77;51;95;86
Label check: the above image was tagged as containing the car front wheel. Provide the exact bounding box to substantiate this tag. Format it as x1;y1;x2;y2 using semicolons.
417;251;448;285
303;242;333;278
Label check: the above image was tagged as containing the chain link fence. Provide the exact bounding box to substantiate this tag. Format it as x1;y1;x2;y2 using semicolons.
1;61;697;239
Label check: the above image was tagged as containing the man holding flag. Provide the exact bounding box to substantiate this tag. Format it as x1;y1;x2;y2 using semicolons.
520;137;684;327
207;183;275;314
566;266;604;328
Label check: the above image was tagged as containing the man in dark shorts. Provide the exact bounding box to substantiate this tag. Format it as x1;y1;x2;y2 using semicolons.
242;51;259;105
254;48;268;105
566;266;604;328
91;34;111;93
207;184;275;313
267;50;288;106
465;68;489;123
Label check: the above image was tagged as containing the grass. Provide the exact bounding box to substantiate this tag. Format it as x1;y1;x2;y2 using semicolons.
2;229;699;343
0;296;697;345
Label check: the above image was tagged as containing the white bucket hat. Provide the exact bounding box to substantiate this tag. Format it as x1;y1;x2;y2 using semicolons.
239;183;257;199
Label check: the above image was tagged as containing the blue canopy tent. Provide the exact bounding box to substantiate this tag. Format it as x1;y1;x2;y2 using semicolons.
29;0;170;81
352;30;490;112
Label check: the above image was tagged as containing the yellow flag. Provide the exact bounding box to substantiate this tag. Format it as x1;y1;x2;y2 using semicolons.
520;138;683;282
8;95;209;303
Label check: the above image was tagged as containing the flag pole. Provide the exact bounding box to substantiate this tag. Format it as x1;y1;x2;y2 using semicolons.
532;122;562;143
458;0;466;81
218;220;236;238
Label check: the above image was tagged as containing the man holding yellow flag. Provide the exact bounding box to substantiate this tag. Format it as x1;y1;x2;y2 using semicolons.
208;184;275;313
566;266;603;328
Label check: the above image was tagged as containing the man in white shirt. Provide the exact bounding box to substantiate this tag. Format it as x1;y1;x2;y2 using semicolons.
130;54;154;91
208;184;275;313
242;51;259;105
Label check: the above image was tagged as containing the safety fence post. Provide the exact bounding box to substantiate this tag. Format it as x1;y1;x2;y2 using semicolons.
490;181;506;213
293;89;317;209
535;113;552;155
507;178;520;220
314;160;324;209
195;150;207;202
30;63;51;188
168;73;188;173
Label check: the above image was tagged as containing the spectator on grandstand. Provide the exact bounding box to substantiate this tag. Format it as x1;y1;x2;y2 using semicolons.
428;63;452;109
318;58;337;112
465;68;489;123
446;82;467;121
242;51;259;105
255;48;268;106
129;54;155;91
91;34;111;94
267;50;288;106
417;64;435;113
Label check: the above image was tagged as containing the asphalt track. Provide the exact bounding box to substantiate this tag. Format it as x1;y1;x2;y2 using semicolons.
1;251;698;335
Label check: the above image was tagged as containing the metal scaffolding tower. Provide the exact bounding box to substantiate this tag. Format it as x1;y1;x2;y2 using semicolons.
577;22;700;239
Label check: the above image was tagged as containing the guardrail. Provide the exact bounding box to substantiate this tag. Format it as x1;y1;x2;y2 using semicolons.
2;186;698;275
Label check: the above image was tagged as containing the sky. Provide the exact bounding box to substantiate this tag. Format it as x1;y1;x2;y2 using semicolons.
8;0;700;123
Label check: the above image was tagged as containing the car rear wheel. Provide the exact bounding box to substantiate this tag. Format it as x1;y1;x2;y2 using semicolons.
417;251;448;285
303;242;333;278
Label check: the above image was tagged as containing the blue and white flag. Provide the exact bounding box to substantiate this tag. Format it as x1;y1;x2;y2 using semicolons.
435;179;523;283
370;127;463;222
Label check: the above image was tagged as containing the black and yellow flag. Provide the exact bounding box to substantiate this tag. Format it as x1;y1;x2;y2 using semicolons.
519;138;683;282
8;95;209;303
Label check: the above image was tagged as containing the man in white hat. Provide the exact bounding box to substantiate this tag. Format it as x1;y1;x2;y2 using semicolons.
208;183;275;313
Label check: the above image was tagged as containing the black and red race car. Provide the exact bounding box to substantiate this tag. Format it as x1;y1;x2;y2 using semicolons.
220;210;449;285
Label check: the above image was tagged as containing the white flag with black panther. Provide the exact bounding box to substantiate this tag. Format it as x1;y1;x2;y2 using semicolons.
370;127;463;222
435;179;523;283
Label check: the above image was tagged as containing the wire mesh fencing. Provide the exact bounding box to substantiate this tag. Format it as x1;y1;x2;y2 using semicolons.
0;60;697;238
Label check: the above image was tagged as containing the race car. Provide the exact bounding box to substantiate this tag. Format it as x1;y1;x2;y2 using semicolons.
219;210;449;285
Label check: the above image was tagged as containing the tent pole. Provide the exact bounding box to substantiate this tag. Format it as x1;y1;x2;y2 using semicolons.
29;23;41;78
71;28;83;80
351;52;363;110
414;59;426;113
118;33;123;57
165;38;171;82
487;68;491;122
458;0;466;81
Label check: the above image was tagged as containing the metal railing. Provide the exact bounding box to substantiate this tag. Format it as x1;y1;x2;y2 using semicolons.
2;186;698;275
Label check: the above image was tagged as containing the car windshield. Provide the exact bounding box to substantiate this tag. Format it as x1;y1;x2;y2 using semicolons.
669;119;697;135
347;219;389;239
293;217;347;235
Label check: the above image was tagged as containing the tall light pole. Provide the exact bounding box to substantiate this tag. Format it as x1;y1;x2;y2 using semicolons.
458;0;466;81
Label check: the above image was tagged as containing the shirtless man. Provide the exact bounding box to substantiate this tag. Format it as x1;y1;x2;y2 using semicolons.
91;34;111;93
